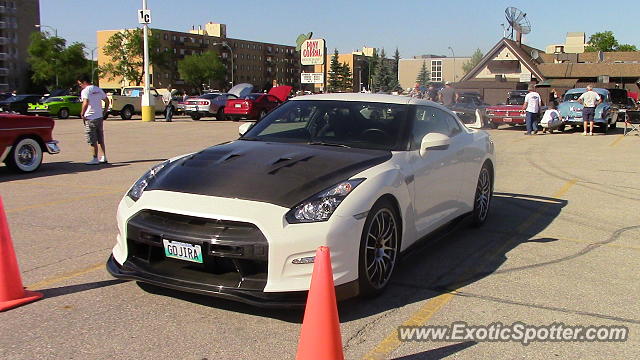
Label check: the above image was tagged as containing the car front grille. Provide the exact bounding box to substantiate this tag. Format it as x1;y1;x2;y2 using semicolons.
125;210;268;291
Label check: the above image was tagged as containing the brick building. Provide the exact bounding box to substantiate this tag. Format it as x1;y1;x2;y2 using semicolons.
97;22;299;93
0;0;40;92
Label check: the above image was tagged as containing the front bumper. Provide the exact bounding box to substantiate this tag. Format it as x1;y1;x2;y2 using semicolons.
45;141;60;154
110;191;365;302
27;108;51;115
487;115;526;125
107;255;309;307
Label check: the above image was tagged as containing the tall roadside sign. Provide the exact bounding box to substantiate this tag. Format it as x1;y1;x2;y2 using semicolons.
300;39;326;92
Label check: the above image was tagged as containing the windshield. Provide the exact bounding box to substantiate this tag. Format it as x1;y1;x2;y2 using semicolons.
242;94;261;100
44;97;63;103
242;100;410;151
564;92;583;102
507;94;526;105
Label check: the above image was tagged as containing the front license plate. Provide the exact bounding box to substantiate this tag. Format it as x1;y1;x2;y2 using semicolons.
163;239;203;263
503;117;512;122
235;103;242;108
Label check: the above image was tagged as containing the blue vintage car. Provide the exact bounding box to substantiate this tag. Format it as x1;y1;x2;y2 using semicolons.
558;88;615;133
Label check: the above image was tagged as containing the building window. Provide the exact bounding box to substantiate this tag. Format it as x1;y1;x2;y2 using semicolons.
431;60;442;82
163;34;168;40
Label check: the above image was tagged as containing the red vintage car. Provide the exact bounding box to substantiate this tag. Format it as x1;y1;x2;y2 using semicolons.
224;85;292;121
485;90;528;128
0;114;60;173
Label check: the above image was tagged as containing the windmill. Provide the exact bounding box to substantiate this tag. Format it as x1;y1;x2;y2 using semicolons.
504;7;531;43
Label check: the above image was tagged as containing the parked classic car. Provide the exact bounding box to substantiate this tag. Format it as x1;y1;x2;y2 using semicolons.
0;95;43;115
558;88;614;133
224;85;292;121
448;92;489;129
27;95;82;119
484;90;529;128
0;114;60;172
108;86;165;120
106;93;495;306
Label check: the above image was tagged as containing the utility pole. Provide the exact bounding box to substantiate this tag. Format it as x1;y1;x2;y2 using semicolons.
140;0;154;121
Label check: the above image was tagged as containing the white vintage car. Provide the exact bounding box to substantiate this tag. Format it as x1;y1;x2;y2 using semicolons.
107;94;495;306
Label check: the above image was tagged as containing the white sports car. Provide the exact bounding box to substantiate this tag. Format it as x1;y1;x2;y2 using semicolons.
107;93;495;306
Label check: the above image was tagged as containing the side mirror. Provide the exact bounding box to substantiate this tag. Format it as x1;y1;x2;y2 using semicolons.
238;122;253;136
420;132;451;156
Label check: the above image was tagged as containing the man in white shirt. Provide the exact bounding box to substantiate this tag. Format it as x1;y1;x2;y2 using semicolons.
77;75;110;165
578;85;601;136
522;84;542;135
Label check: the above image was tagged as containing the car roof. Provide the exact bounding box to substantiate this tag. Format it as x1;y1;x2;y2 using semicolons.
566;88;609;94
289;93;454;110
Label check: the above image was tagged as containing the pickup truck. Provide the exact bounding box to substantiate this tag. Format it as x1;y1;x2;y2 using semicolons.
108;87;167;120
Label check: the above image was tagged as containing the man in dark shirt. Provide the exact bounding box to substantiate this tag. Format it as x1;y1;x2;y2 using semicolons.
439;82;458;107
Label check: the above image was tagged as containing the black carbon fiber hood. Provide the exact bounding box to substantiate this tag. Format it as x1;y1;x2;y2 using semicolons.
148;140;391;208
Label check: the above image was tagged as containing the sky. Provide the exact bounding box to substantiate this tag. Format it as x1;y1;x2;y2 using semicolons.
41;0;637;59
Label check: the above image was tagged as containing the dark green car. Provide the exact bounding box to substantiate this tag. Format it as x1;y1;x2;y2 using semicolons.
28;96;82;119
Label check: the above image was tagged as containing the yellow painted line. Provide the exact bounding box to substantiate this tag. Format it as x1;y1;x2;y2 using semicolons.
26;263;104;290
608;135;624;147
362;179;578;360
5;190;123;214
553;179;578;198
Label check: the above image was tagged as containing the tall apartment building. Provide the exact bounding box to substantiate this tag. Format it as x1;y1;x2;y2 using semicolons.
0;0;40;92
97;22;299;92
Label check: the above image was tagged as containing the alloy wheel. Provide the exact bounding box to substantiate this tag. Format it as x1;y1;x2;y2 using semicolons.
364;208;398;289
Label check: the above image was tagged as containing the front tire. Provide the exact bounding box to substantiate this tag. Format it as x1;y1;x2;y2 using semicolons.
58;108;69;119
471;164;492;227
120;106;133;120
5;137;43;173
216;108;226;121
358;199;400;297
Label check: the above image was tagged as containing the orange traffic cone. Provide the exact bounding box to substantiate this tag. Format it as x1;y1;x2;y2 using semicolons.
296;246;344;360
0;196;43;311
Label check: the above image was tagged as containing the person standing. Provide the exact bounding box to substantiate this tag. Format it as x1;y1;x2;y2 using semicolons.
427;84;438;102
578;85;601;136
549;88;559;107
522;85;542;135
162;85;175;122
439;81;458;107
77;75;110;165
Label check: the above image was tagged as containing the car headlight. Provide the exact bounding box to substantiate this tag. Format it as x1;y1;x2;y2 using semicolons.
285;179;365;223
127;160;170;201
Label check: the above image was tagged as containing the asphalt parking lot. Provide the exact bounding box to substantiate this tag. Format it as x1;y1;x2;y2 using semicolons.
1;115;639;359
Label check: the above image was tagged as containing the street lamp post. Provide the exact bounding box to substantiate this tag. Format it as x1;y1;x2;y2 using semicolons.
448;46;456;82
35;24;59;87
90;47;98;84
212;42;234;87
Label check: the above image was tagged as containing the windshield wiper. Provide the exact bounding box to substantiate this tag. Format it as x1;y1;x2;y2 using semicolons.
239;137;260;141
307;141;351;148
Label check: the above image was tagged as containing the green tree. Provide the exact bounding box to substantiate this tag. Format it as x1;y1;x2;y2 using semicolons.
100;28;168;86
328;48;342;92
27;32;91;89
415;61;430;86
462;48;484;75
584;31;637;52
388;47;401;92
616;44;638;52
339;62;353;92
372;48;393;92
177;51;225;93
368;49;379;91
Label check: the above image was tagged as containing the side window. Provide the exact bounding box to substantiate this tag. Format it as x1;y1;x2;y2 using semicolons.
412;106;452;148
444;111;463;136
